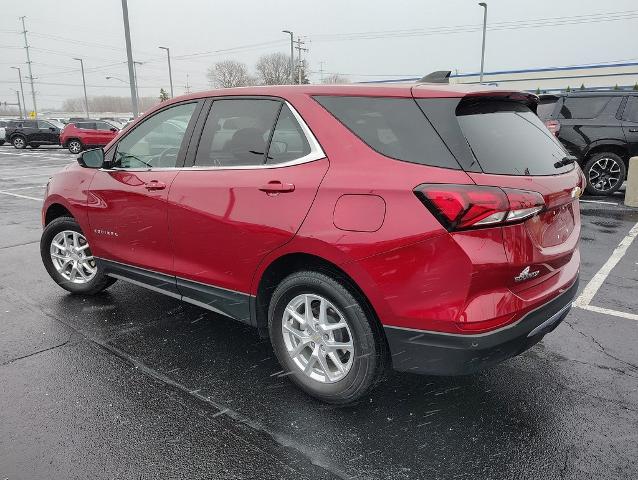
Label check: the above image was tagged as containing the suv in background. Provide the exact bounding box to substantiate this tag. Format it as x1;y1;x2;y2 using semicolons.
539;92;638;196
4;119;63;149
40;84;582;404
60;120;120;153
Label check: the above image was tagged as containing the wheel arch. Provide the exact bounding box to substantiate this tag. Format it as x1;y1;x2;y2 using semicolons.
44;202;74;225
584;141;629;165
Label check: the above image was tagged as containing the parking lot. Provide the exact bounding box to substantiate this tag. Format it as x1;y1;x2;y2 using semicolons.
0;145;636;479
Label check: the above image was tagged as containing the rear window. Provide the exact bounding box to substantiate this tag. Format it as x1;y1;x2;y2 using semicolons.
314;96;459;169
536;97;558;120
453;100;571;176
558;96;610;119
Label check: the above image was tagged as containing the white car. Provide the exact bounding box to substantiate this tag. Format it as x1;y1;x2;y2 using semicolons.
0;120;8;145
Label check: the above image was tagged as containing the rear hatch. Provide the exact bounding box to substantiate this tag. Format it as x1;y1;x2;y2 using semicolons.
413;88;582;296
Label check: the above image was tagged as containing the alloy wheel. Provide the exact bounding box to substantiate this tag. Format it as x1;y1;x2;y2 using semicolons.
588;157;622;193
69;141;81;154
281;293;354;383
13;137;25;149
49;230;97;284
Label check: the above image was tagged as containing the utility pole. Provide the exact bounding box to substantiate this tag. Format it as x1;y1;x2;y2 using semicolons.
133;61;142;108
319;61;325;83
120;0;139;117
478;2;488;84
10;66;26;118
185;73;191;94
12;90;23;118
282;30;294;84
293;36;308;85
73;58;89;118
19;16;37;117
159;46;174;98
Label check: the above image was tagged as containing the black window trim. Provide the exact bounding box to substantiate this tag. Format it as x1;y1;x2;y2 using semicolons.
183;95;325;170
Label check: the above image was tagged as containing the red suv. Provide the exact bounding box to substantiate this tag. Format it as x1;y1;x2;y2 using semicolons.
60;120;119;154
40;84;583;404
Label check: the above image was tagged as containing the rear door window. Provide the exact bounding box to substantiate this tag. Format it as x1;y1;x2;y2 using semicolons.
558;96;610;119
266;104;310;164
453;100;571;176
314;96;460;169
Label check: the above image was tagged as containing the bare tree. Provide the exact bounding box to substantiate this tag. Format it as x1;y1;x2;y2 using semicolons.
207;60;251;88
322;73;350;84
255;52;291;85
61;95;160;113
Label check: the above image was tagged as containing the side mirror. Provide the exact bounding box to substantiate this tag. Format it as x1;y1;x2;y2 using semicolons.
77;148;105;169
110;128;118;132
49;127;56;131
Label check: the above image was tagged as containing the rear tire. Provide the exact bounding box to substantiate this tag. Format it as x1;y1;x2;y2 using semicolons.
268;270;384;404
68;139;82;154
583;152;626;196
12;136;26;149
41;216;116;295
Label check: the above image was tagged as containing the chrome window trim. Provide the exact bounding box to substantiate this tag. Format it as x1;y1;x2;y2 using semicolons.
101;101;325;173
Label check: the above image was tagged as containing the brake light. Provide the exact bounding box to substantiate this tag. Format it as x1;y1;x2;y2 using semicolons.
414;184;545;231
544;119;560;136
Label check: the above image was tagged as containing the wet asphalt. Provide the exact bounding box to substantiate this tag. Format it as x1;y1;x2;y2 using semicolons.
0;145;636;480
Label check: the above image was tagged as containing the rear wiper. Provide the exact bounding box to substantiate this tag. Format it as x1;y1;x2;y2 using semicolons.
554;155;577;168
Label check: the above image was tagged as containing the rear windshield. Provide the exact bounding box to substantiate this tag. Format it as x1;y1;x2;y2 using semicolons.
558;96;610;119
313;96;460;169
453;100;571;176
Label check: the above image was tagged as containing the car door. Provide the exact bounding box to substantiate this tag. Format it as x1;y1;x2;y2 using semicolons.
621;96;638;158
94;121;117;145
87;100;202;285
36;120;58;144
167;98;328;322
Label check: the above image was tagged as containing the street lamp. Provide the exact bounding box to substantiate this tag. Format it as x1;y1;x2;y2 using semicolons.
11;89;23;119
282;30;294;84
159;46;174;98
478;2;488;84
106;76;126;83
73;57;89;118
10;67;26;119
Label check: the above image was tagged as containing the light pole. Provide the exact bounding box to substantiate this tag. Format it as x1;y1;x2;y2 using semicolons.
11;89;23;119
106;76;126;83
73;58;89;118
120;0;139;117
478;2;488;84
133;61;142;106
282;30;294;84
159;46;174;98
10;67;26;119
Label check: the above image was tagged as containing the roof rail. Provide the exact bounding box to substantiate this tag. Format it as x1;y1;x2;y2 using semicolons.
417;70;451;84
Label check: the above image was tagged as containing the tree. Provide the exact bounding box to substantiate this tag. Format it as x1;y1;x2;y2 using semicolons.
566;86;571;92
613;84;620;91
159;88;169;102
255;52;291;85
535;87;541;95
207;60;251;88
580;83;585;90
633;82;638;91
322;73;350;84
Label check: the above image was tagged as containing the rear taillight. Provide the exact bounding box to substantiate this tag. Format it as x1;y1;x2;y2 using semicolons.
544;119;560;136
414;184;545;231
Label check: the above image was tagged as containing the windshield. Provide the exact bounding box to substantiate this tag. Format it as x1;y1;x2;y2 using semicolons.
454;100;571;176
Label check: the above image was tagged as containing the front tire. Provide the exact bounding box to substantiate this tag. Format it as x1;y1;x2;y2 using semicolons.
68;139;82;154
268;271;384;404
41;216;116;295
12;136;26;149
583;152;626;196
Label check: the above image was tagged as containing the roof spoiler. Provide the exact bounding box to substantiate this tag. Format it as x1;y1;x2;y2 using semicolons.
417;70;451;84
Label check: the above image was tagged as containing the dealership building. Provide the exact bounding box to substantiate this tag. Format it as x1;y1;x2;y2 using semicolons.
368;61;638;92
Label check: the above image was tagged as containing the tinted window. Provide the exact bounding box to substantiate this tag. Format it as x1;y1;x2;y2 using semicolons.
536;98;558;120
114;102;196;168
195;99;281;167
314;96;459;169
95;121;114;130
267;105;310;164
624;97;638;123
559;96;610;119
456;100;570;176
37;121;54;129
76;122;96;130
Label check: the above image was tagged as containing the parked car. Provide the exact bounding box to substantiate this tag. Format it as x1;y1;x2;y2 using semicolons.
47;117;69;125
0;120;10;146
539;91;638;195
5;119;63;149
40;84;583;404
60;120;119;153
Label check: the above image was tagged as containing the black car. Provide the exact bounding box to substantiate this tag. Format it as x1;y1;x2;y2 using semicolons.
539;92;638;196
4;119;64;149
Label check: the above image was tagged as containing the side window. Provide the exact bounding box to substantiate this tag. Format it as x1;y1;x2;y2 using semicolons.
194;99;281;167
114;102;196;169
625;97;638;123
95;121;113;130
37;121;53;129
559;97;610;119
266;105;310;164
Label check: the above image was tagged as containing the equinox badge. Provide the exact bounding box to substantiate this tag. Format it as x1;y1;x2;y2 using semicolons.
515;266;540;282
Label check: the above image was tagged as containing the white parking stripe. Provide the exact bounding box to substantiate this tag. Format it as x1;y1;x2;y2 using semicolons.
0;173;56;179
574;221;638;313
0;190;42;201
1;185;46;191
0;164;68;172
580;199;619;206
576;304;638;322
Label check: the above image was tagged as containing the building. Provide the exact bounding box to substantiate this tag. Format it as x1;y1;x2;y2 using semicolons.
363;62;638;92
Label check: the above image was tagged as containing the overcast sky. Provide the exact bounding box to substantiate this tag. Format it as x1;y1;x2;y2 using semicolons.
1;0;637;110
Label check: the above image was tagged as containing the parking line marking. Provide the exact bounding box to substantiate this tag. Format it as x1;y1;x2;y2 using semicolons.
576;304;638;322
0;164;69;172
1;185;46;191
0;190;42;201
0;173;55;179
574;221;638;307
580;199;619;206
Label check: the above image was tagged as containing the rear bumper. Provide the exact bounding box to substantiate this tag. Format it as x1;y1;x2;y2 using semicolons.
384;276;578;375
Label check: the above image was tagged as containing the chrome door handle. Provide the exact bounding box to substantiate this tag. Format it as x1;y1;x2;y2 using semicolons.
259;181;295;193
144;180;166;191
